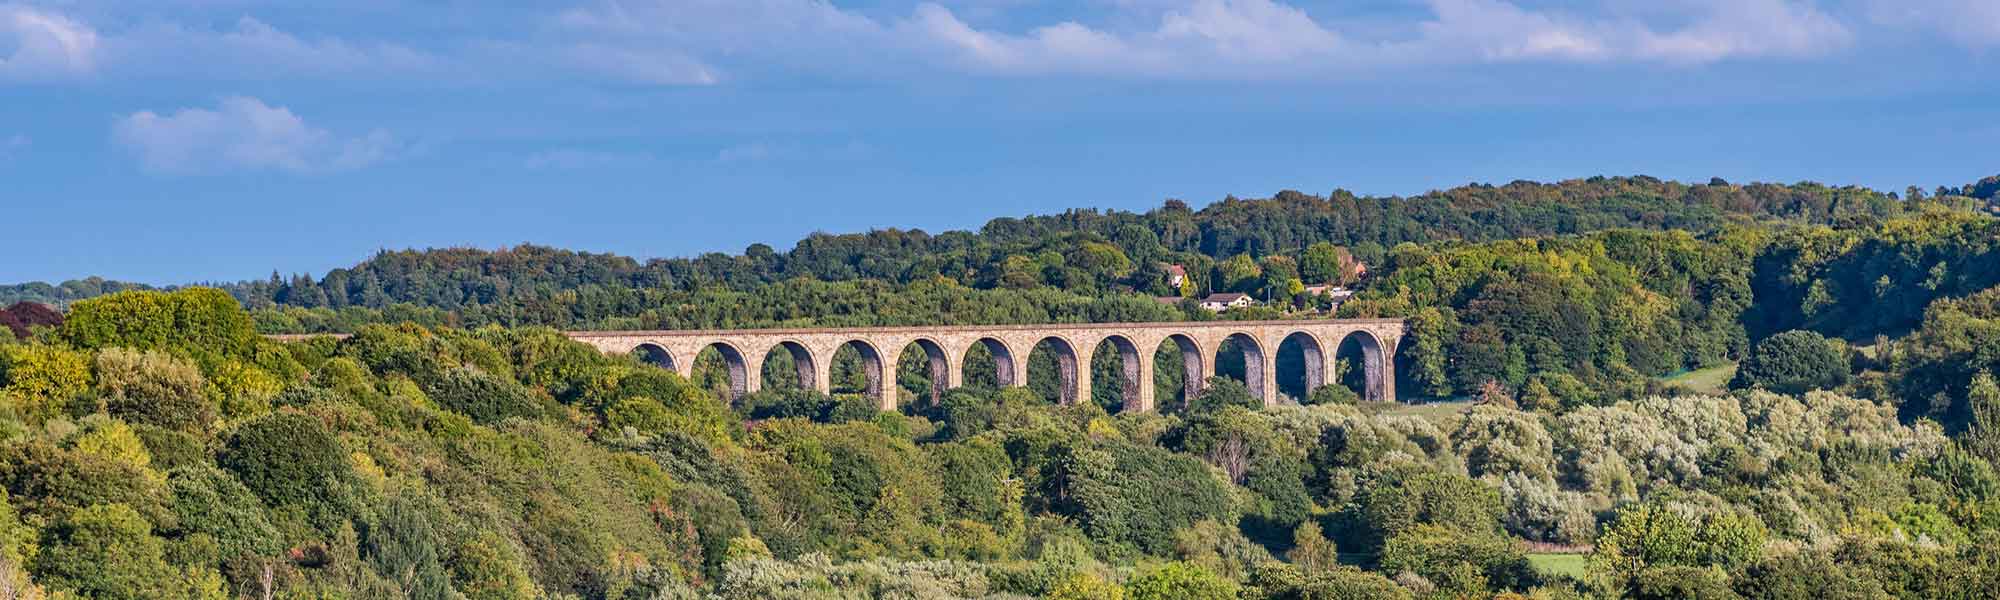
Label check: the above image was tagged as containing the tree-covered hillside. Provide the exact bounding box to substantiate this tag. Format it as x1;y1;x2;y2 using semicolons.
4;287;2000;599
7;174;2000;598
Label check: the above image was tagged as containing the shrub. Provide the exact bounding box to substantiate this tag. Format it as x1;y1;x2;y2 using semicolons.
218;411;353;510
1377;524;1536;593
424;367;544;425
30;503;203;600
1187;377;1258;413
0;344;91;423
96;348;216;433
165;466;282;563
1047;572;1125;600
1246;562;1412;600
1308;384;1358;406
1732;330;1849;394
60;288;256;363
1060;441;1235;554
1124;562;1236;600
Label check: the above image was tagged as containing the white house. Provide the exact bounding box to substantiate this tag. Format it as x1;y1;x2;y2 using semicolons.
1199;292;1255;312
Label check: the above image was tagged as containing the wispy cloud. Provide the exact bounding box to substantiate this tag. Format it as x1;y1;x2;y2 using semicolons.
0;134;27;160
1864;0;2000;47
553;0;1861;81
523;147;661;169
113;96;401;175
0;0;1982;87
0;4;99;80
716;140;871;163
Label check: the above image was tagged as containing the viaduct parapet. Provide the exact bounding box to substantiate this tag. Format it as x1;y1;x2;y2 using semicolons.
564;319;1405;412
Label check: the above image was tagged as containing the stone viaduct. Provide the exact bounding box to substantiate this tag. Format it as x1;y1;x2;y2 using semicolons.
564;319;1405;412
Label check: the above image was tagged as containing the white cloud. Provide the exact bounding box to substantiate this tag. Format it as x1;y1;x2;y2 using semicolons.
113;96;399;175
0;4;99;80
558;0;1859;81
1406;0;1849;65
524;147;660;169
716;139;871;162
0;133;26;160
1864;0;2000;47
113;16;440;77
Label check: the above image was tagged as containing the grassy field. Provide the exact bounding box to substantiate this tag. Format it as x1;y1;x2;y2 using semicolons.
1527;553;1592;579
1661;363;1737;395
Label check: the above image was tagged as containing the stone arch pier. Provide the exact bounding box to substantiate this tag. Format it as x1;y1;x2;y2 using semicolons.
567;319;1406;411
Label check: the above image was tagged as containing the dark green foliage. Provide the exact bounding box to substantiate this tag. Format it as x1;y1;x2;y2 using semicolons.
164;465;282;563
1354;468;1504;550
363;492;455;600
1377;524;1536;592
1245;562;1412;600
929;438;1018;534
31;503;201;600
1057;440;1235;554
1188;377;1258;413
1732;329;1850;394
424;367;545;425
218;411;353;510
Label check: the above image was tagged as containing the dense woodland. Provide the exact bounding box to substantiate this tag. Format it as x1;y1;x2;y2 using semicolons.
3;174;2000;599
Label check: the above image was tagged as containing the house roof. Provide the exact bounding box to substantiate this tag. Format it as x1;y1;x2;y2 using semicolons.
1202;292;1249;303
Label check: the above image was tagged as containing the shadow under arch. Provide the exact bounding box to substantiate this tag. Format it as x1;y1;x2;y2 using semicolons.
692;342;750;403
1336;329;1390;402
1216;332;1267;402
760;340;817;392
632;342;676;372
1275;330;1327;402
1026;336;1082;405
1090;335;1143;412
830;339;886;404
961;337;1017;388
894;337;951;409
1152;334;1203;412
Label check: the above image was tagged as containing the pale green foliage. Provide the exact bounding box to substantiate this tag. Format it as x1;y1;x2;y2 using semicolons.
0;344;90;423
1592;500;1768;579
1284;522;1341;571
1124;562;1236;600
715;554;995;600
1045;572;1125;600
1969;371;2000;460
1451;405;1556;481
1497;472;1598;545
95;348;215;433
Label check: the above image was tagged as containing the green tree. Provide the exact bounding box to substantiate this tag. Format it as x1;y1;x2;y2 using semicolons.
1731;330;1849;394
1125;562;1236;600
32;503;213;600
1971;371;2000;460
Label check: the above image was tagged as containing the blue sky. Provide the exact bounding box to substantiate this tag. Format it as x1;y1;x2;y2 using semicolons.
2;0;1995;284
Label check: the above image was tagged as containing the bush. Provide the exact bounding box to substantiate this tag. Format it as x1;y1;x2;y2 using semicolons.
1187;377;1258;413
1732;330;1849;394
1308;384;1359;406
218;411;353;510
1060;440;1236;554
1246;562;1412;600
1377;524;1536;594
165;466;282;564
1125;562;1236;600
424;367;544;425
60;288;256;363
96;348;216;433
31;503;206;600
0;344;91;423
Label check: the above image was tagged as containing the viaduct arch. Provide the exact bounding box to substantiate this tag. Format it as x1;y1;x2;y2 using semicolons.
566;319;1406;411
